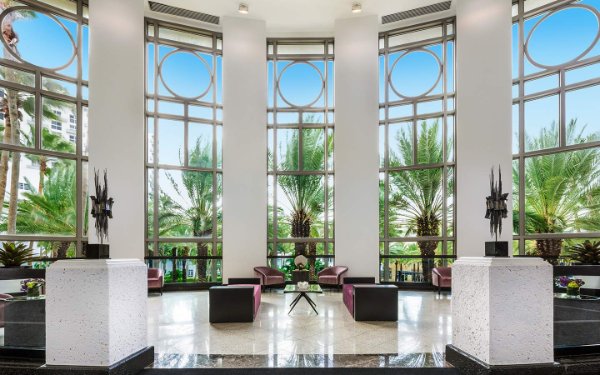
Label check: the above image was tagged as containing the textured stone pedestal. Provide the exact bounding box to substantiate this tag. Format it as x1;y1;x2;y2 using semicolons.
45;259;148;367
451;257;554;366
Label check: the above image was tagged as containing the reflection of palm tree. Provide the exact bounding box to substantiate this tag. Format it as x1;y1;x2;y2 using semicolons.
514;120;600;263
159;140;216;281
278;128;331;278
389;120;444;283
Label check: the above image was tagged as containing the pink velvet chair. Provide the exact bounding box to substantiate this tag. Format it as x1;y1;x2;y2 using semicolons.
432;267;452;295
253;266;285;290
0;293;12;328
317;266;348;287
148;268;164;295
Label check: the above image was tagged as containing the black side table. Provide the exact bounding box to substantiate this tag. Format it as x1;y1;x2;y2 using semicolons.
292;270;309;283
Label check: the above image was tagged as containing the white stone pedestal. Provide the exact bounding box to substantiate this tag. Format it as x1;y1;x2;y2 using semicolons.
46;259;147;366
451;257;554;365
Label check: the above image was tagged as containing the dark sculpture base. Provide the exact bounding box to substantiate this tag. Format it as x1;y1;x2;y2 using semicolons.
84;244;110;259
485;241;508;257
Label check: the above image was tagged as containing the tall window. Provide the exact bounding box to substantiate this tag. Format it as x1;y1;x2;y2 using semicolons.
267;39;334;281
0;0;89;262
379;20;456;284
145;20;223;284
512;0;600;262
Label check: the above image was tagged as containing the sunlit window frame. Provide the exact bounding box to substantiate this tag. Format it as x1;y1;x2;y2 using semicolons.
512;0;600;255
144;19;223;284
379;18;456;283
0;0;88;258
267;39;335;278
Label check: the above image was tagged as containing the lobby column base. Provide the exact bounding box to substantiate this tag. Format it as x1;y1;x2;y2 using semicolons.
448;257;554;371
45;259;152;369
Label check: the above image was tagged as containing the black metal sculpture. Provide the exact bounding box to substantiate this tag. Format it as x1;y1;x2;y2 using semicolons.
484;165;509;257
86;169;114;259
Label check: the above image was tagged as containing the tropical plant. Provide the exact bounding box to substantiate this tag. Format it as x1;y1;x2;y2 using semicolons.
567;240;600;265
0;241;34;267
388;120;445;283
277;126;332;278
513;120;600;264
13;161;76;258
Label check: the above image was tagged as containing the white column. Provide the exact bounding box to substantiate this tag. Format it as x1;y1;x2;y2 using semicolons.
222;17;267;281
451;257;553;365
87;0;145;259
334;16;380;279
455;0;514;257
46;260;148;366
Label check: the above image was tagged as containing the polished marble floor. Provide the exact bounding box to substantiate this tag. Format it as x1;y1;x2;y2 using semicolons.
147;289;452;359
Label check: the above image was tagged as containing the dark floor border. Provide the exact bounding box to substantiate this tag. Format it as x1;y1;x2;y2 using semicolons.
141;369;457;375
446;345;564;375
37;346;154;375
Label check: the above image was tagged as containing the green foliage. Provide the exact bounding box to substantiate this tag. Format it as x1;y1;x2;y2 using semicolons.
514;120;600;236
0;241;34;267
567;240;600;265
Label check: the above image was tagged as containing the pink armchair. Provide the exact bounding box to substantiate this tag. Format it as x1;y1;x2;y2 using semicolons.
432;267;452;295
254;266;285;289
317;266;348;287
148;268;164;295
0;293;12;328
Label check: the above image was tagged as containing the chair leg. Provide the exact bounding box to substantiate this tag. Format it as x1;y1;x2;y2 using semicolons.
438;285;441;296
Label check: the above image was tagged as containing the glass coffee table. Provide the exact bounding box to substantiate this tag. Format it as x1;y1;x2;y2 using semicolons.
284;284;323;315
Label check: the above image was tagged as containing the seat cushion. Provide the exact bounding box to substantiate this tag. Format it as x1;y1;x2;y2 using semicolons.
265;275;284;285
319;275;338;284
342;284;354;315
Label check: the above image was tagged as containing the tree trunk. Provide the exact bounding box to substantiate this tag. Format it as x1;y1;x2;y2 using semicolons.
56;241;70;259
291;209;311;257
6;89;20;234
536;238;563;265
308;242;316;280
196;243;208;282
416;212;440;284
38;156;46;193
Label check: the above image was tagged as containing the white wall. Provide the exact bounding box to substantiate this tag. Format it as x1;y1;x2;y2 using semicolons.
455;0;513;257
334;16;380;279
88;0;145;259
221;17;267;282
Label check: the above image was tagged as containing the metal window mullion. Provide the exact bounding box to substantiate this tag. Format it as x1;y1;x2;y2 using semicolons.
518;0;526;255
441;20;448;258
35;71;42;150
211;41;218;261
271;44;279;257
152;22;160;256
559;68;566;147
323;55;329;244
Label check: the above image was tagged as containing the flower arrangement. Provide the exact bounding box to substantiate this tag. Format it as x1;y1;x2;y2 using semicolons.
21;278;45;297
555;276;585;297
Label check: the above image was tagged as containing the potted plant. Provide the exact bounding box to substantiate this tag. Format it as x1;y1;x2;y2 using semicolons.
556;276;585;298
21;278;45;298
0;242;35;267
567;240;600;265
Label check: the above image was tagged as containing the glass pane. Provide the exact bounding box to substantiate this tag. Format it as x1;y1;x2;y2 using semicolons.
42;76;77;97
158;169;213;238
82;106;89;156
160;50;213;99
417;100;443;115
0;88;34;147
389;168;443;237
388;26;442;48
158;119;184;166
147;168;155;238
0;153;76;236
41;97;76;153
416;118;443;165
188;122;213;168
389;122;413;167
276;175;324;240
278;61;324;108
159;27;213;48
302;129;324;171
524;95;559;151
389;104;412;119
0;65;34;87
566;62;600;85
446;167;454;237
276;44;325;55
277;129;299;171
565;85;600;145
524;149;600;236
512;159;519;236
513;104;520;154
389;49;442;98
524;74;557;95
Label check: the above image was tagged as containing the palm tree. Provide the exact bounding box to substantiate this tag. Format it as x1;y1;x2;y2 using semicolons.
12;160;76;258
278;127;331;278
389;120;444;283
158;140;216;281
514;120;600;263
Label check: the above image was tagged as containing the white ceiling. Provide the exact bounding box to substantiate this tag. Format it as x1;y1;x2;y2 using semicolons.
146;0;455;36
